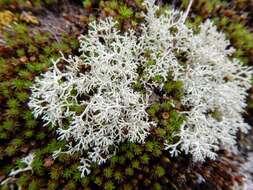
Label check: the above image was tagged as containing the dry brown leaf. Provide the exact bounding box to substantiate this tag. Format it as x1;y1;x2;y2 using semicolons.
0;11;17;30
20;56;28;63
20;146;29;153
44;156;54;167
20;11;39;25
162;112;170;120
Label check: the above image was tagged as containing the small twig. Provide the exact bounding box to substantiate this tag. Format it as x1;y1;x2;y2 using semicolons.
181;0;194;23
0;153;34;187
0;39;6;45
9;167;32;177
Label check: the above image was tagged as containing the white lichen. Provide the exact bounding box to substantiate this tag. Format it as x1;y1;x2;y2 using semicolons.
28;0;252;177
165;20;252;162
29;17;153;177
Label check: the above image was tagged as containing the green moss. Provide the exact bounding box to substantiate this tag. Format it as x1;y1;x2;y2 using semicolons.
11;138;23;147
48;180;58;190
119;5;133;18
7;98;19;108
110;155;118;165
65;181;76;190
24;130;33;138
63;168;73;179
83;0;92;8
16;92;29;102
153;182;162;190
153;166;165;178
103;168;113;178
5;145;16;156
125;167;134;176
31;157;44;175
132;160;140;169
114;171;123;182
28;180;39;190
16;49;25;57
0;132;8;139
17;175;29;187
126;151;134;160
94;176;103;185
147;103;160;116
140;154;150;164
2;120;14;130
104;181;115;190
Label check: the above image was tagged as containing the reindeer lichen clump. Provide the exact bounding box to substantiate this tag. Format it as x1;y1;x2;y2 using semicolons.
28;0;252;177
165;20;252;161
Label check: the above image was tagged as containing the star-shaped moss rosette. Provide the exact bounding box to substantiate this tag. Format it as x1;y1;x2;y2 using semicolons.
28;0;252;177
